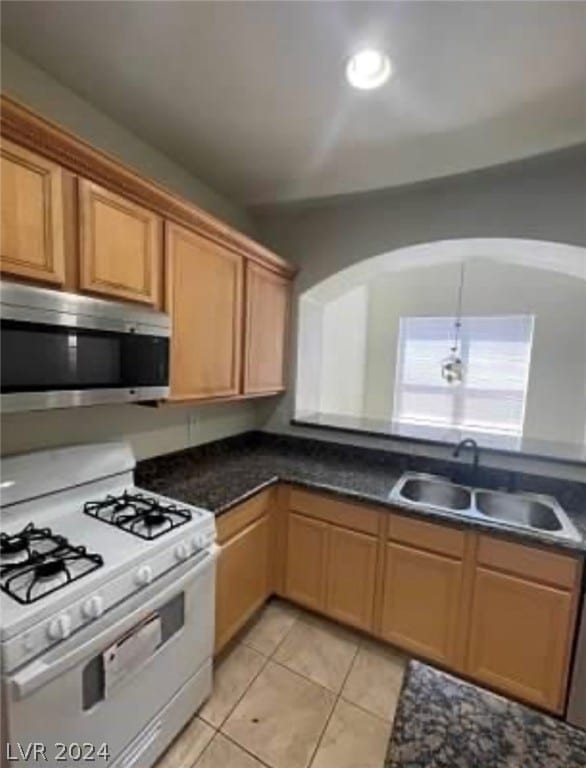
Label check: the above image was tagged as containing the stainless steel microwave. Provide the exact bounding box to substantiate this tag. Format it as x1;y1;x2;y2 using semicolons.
0;281;170;412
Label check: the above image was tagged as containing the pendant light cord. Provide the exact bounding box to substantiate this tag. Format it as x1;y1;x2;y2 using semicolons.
452;260;465;352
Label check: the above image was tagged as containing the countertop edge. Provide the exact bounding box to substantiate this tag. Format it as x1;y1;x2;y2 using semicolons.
148;472;586;556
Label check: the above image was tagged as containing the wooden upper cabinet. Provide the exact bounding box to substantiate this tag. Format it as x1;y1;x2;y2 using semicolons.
1;139;66;285
79;179;162;305
244;261;290;394
166;222;244;400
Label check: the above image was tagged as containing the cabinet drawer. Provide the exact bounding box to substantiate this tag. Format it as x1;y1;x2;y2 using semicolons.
288;488;379;535
477;536;580;589
216;489;273;545
388;513;466;559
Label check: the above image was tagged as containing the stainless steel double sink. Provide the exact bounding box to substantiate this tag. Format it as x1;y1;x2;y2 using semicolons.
390;472;582;543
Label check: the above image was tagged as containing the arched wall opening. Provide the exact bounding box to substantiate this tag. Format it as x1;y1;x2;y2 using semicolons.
295;239;586;453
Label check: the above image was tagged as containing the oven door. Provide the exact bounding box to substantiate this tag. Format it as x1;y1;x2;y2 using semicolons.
2;551;215;767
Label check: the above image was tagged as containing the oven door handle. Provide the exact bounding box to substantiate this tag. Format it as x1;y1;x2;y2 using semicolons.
11;548;216;701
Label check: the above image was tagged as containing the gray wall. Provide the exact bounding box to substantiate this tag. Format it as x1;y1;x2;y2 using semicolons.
254;144;586;292
0;47;267;459
0;401;263;461
1;46;254;233
253;147;586;479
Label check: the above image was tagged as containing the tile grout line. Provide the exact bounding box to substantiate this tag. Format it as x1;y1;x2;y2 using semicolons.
239;601;301;658
220;609;361;768
167;604;396;768
219;731;275;768
266;609;301;659
337;693;398;728
304;640;362;768
337;641;406;727
200;644;271;731
209;607;302;762
200;605;399;767
266;655;347;695
188;724;218;768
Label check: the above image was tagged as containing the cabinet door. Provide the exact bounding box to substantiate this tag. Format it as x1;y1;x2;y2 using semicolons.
466;567;574;712
166;223;244;400
215;514;270;654
285;513;328;612
326;526;377;632
243;262;290;394
79;179;161;304
380;542;463;666
1;139;65;285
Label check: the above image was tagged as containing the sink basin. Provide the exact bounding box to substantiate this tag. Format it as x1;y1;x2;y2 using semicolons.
475;491;562;532
390;472;581;542
399;477;471;511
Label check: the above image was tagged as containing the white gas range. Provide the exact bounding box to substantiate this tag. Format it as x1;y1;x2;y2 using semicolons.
0;442;217;768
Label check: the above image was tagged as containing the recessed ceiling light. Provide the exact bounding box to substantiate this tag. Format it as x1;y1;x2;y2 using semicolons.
346;49;392;90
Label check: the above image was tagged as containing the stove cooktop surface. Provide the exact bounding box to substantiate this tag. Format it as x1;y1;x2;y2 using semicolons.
84;490;192;540
0;483;215;639
0;524;103;605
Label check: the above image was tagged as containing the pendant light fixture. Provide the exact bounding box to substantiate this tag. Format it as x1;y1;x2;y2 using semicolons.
441;261;466;385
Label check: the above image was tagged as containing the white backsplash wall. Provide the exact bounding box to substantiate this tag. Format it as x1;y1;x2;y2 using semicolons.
0;400;265;460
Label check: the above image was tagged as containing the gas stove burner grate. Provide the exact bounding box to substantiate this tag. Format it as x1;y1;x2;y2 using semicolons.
83;491;192;540
1;523;66;562
0;524;104;606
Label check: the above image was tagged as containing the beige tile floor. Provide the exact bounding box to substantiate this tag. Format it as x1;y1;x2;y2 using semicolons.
156;599;407;768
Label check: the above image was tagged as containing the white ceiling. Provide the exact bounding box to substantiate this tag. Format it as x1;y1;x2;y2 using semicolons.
2;1;585;205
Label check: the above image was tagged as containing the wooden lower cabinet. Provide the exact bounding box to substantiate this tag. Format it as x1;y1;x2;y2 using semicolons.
326;526;378;631
380;542;464;666
285;512;328;612
215;512;270;654
466;567;575;712
213;487;582;713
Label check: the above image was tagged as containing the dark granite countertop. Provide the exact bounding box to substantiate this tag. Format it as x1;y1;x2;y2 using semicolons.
386;661;586;768
136;432;586;555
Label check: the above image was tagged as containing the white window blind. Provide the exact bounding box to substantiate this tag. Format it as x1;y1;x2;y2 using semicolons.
393;315;534;436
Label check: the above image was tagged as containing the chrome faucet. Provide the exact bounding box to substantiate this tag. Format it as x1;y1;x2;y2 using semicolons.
452;438;480;485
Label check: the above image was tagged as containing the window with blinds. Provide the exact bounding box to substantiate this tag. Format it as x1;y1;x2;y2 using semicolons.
393;315;534;436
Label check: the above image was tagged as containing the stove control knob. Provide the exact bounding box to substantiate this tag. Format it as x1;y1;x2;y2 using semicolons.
135;565;153;587
82;595;104;620
48;613;72;641
192;534;206;551
175;542;190;561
